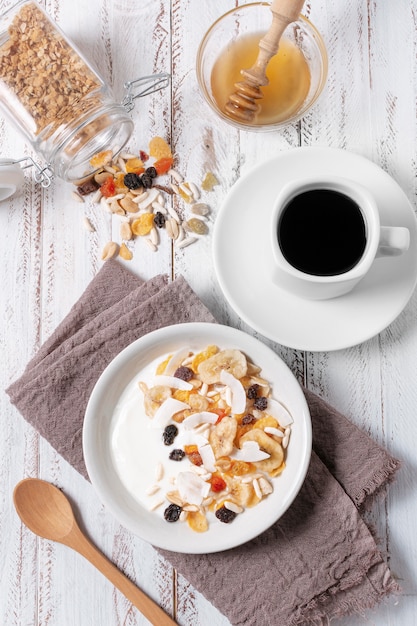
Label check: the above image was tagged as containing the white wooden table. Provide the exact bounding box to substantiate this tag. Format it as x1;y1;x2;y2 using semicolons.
1;0;417;624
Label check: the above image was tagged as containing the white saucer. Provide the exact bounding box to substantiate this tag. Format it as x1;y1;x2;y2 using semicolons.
213;148;417;352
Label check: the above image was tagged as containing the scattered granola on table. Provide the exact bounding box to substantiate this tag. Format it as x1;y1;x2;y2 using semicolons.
77;136;215;261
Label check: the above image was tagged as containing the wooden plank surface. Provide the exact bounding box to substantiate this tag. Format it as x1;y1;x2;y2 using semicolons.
1;0;417;624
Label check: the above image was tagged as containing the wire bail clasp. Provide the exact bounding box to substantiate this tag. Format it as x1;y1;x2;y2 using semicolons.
122;73;170;112
0;156;53;187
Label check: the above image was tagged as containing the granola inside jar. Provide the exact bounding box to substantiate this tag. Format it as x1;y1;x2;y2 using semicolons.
0;0;134;182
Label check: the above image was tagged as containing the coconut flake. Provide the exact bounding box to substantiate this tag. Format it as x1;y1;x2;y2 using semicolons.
152;375;193;390
176;471;211;505
264;426;284;438
219;369;246;414
198;442;217;472
182;411;219;430
164;347;190;376
232;440;270;462
266;398;293;427
152;397;190;428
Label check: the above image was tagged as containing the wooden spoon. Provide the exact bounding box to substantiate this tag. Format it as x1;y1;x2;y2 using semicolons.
13;478;177;626
224;0;306;123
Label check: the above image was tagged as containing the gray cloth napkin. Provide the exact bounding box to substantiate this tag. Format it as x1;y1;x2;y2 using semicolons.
6;259;401;626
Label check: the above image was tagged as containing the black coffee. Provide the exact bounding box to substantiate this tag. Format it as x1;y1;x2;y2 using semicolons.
277;189;367;276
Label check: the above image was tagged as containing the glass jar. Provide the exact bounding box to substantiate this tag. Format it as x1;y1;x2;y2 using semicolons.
0;0;168;183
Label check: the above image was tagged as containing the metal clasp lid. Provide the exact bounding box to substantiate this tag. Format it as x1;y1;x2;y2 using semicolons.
0;156;53;188
122;73;170;112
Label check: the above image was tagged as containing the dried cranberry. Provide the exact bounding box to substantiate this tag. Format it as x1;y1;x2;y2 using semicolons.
174;366;194;381
124;173;143;190
169;448;185;461
164;503;182;522
247;384;259;399
253;396;268;411
215;506;237;524
163;424;178;446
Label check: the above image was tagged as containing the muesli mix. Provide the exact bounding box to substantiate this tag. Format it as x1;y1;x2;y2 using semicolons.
139;344;293;532
75;137;218;261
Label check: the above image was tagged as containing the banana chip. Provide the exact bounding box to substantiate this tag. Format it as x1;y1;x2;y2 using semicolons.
209;416;237;458
239;428;284;474
198;349;247;384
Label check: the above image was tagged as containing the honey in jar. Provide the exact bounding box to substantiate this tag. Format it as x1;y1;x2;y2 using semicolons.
211;32;311;126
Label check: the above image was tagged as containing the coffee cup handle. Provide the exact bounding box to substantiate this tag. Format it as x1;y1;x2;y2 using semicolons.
377;226;410;257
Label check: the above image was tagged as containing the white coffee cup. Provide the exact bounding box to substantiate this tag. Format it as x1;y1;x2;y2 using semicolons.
0;159;24;201
271;176;410;300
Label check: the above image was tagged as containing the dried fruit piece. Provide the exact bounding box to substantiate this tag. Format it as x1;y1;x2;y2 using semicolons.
174;366;194;381
124;173;143;190
224;476;259;507
163;424;178;446
185;218;208;235
210;474;227;493
90;150;112;168
131;213;155;236
187;510;208;532
154;156;174;175
191;203;210;216
201;171;218;191
77;178;99;196
209;416;237;458
119;242;133;260
100;176;116;198
149;136;172;159
153;212;166;228
191;345;219;372
125;157;145;173
184;445;203;466
198;349;247;384
164;503;182;522
215;506;237;523
141;173;153;189
239;428;284;475
253;396;268;411
169;449;185;461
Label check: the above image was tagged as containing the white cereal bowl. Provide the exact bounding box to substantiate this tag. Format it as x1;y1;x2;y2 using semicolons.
83;322;312;554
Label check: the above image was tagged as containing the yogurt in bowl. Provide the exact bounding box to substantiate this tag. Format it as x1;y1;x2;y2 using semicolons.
83;322;312;554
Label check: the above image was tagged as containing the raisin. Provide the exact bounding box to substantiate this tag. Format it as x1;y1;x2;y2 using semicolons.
215;506;237;524
247;384;260;399
174;366;194;381
169;448;185;461
77;178;99;196
253;396;268;411
145;166;158;179
241;413;256;425
164;503;182;522
163;424;178;446
153;212;166;228
124;172;143;190
141;173;153;189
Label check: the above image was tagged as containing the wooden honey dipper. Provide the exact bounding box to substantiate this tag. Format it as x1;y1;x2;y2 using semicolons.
224;0;306;123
